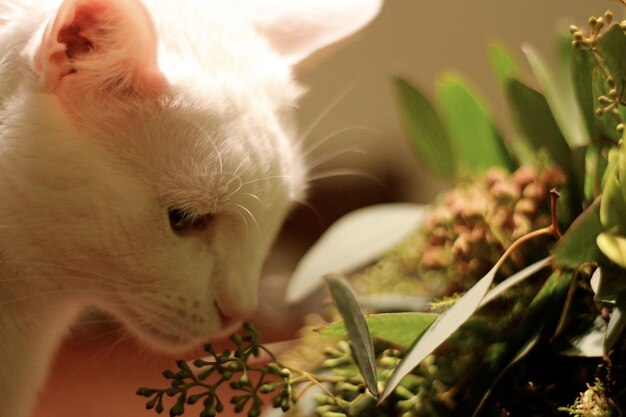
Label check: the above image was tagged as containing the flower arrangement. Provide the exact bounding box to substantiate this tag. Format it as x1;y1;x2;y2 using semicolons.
138;6;626;417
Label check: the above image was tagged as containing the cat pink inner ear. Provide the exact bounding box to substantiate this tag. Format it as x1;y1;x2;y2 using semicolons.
248;0;382;64
34;0;164;94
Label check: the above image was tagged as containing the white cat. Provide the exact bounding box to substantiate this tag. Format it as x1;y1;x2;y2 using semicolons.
0;0;382;416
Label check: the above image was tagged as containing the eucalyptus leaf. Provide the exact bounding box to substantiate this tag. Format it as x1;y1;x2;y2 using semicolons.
325;275;379;397
379;260;501;402
318;312;438;349
597;233;626;268
286;204;426;304
436;73;515;172
571;47;599;138
479;257;553;307
596;23;626;98
379;256;553;403
487;42;521;92
592;66;622;141
523;44;587;146
553;198;602;267
599;148;626;235
394;77;456;179
356;294;429;312
506;79;574;174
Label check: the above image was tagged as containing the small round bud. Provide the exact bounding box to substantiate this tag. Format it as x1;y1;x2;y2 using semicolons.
239;373;250;386
136;387;157;397
596;107;605;116
280;368;291;377
609;88;618;98
604;10;613;24
598;96;612;105
569;25;580;34
596;17;605;29
617;123;624;133
608;76;615;87
589;16;598;28
231;334;243;345
621;21;626;31
267;362;282;374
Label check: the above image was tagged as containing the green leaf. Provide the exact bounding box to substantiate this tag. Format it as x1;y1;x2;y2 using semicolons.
507;78;583;214
523;44;587;146
479;257;554;306
394;77;456;179
507;79;573;173
286;204;426;304
600;148;626;234
597;23;626;99
571;47;599;138
597;233;626;268
487;42;521;92
325;275;379;397
378;256;551;403
436;73;515;172
592;67;622;141
553;198;603;267
318;312;438;349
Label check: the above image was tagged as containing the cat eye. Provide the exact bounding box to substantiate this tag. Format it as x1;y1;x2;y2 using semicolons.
168;208;212;232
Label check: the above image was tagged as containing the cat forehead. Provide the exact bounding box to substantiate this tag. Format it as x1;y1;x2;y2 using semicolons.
110;101;303;215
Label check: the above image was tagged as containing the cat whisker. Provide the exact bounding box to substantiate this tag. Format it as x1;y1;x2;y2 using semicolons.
302;126;380;159
307;168;386;191
235;211;250;241
241;192;265;207
226;175;244;197
296;75;366;147
291;198;326;232
0;263;163;287
306;147;368;171
183;116;225;177
234;203;260;233
226;159;246;187
239;175;291;187
0;288;123;309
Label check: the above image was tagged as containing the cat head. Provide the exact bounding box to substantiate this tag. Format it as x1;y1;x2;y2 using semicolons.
0;0;381;351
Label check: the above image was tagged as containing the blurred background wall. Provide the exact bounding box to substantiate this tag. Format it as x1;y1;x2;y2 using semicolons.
295;0;614;208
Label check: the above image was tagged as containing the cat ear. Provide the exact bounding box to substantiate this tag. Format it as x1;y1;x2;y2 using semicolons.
33;0;164;95
247;0;382;64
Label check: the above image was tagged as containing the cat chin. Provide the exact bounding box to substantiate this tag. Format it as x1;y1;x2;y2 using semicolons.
131;320;244;354
113;303;243;354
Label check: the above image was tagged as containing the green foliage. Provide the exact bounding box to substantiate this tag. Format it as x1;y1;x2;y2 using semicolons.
436;73;516;172
325;275;379;397
318;313;438;349
394;77;456;180
138;323;296;417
